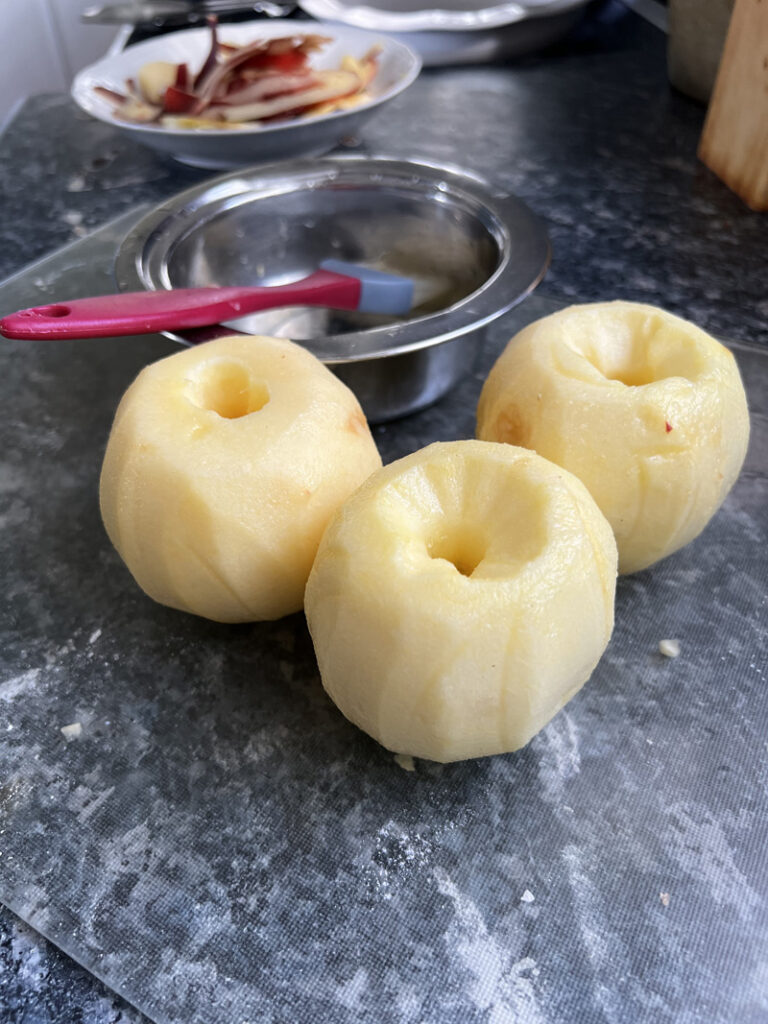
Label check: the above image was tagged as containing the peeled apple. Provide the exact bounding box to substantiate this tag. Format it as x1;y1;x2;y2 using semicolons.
99;334;381;622
477;302;750;574
305;440;618;763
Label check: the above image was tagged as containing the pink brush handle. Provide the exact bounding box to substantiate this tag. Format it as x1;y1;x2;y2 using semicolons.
0;270;360;340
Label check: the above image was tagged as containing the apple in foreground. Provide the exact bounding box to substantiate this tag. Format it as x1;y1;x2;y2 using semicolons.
477;302;750;574
305;440;617;763
99;334;381;622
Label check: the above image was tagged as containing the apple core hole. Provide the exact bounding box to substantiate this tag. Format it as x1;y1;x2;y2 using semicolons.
585;344;666;387
598;363;663;387
582;314;704;387
187;361;270;419
428;532;486;577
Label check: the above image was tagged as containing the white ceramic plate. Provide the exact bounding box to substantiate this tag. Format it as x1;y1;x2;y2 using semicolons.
297;0;591;65
72;22;421;169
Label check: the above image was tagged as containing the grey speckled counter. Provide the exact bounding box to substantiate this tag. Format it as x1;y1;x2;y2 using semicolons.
1;214;767;1024
1;8;767;1024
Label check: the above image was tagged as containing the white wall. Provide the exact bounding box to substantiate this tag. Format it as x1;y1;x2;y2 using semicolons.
0;0;119;127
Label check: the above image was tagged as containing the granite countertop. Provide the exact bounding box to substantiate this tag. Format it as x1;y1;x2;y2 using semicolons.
1;7;766;1023
0;11;765;351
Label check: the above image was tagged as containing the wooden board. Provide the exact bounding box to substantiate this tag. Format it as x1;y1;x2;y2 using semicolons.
698;0;768;210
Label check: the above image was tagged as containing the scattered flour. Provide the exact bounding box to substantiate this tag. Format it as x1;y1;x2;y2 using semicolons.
562;844;629;1024
666;805;761;920
337;967;368;1011
434;868;545;1024
0;668;40;703
70;784;115;823
532;712;581;802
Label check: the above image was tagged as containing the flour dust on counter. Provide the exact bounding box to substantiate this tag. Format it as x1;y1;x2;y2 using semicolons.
0;225;766;1023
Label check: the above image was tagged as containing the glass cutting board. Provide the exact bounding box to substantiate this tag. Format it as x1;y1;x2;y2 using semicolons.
0;214;766;1024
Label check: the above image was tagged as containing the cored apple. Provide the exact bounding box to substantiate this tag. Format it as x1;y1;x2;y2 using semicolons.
477;302;750;574
305;440;617;762
100;334;381;622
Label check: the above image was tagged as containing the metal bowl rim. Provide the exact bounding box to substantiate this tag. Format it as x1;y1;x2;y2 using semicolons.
115;154;550;362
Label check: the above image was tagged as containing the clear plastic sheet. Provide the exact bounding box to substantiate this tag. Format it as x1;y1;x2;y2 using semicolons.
1;216;766;1024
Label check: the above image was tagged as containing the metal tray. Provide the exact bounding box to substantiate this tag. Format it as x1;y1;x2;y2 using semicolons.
296;0;590;66
0;214;766;1024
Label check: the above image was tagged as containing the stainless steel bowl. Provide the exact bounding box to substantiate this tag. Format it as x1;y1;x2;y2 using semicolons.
116;156;549;421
